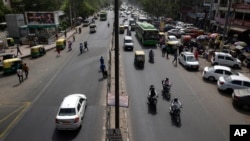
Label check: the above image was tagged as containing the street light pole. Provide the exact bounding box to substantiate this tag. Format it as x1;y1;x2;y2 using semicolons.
114;0;120;128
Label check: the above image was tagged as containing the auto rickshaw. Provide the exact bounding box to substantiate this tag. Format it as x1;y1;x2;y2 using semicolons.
2;58;22;74
56;39;66;50
0;53;15;70
7;38;15;47
134;51;145;68
31;45;46;58
119;25;125;34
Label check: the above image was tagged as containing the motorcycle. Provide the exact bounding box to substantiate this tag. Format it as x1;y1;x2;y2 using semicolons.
147;91;158;105
162;84;171;100
169;105;182;126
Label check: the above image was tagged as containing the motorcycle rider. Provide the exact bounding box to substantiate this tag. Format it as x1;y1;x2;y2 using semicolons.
162;77;171;92
148;85;157;102
170;97;182;114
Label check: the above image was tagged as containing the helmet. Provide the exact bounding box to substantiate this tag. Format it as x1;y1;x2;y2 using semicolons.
174;97;178;102
165;77;169;81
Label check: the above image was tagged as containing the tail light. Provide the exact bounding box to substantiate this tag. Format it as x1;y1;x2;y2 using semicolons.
55;118;59;124
74;117;80;123
219;81;224;85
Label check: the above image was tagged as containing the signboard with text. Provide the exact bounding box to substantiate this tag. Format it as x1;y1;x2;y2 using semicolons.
26;12;55;25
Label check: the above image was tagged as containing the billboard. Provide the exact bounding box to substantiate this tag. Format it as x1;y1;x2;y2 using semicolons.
26;12;55;25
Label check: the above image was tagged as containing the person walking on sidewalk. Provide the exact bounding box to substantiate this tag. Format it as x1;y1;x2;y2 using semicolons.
84;41;89;51
72;34;75;42
100;56;104;66
172;51;178;65
22;63;29;79
56;47;61;57
79;43;83;54
17;67;24;83
16;44;22;56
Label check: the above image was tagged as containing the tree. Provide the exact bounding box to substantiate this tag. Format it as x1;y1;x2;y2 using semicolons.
0;1;12;22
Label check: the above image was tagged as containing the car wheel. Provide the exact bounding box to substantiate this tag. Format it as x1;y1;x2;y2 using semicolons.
233;64;239;69
208;76;215;82
213;62;219;65
226;88;233;94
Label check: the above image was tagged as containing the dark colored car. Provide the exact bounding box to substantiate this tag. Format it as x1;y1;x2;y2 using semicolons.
232;88;250;108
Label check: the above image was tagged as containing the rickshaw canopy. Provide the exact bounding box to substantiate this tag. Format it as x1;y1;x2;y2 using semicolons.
56;39;66;45
3;58;22;68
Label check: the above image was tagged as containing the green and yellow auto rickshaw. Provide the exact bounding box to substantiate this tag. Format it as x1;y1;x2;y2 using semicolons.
31;45;46;58
2;58;22;74
56;39;66;50
134;51;145;69
119;25;125;34
7;38;15;47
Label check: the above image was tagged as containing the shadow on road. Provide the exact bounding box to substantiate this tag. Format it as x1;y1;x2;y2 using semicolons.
52;127;81;141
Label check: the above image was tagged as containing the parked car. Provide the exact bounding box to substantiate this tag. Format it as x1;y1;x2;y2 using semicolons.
211;52;241;69
202;65;244;82
232;88;250;108
55;94;87;130
167;29;185;38
178;52;199;70
217;75;250;94
123;36;134;51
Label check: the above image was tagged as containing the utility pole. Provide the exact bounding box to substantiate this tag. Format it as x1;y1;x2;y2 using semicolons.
69;1;72;27
114;0;120;128
222;0;232;48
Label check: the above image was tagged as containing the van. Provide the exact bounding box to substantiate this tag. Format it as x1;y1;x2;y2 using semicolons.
211;52;241;69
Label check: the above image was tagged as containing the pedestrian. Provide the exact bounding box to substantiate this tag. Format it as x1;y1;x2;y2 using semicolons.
80;43;83;54
17;67;24;83
16;44;22;56
100;56;104;65
64;30;67;37
84;41;89;51
56;47;61;57
72;34;75;42
100;63;106;78
161;44;166;57
194;49;199;61
68;40;72;50
172;51;178;65
55;33;58;40
79;27;81;34
22;63;29;79
166;45;170;59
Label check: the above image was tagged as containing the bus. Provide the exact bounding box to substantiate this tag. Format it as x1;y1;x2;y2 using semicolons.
135;22;158;46
99;11;107;21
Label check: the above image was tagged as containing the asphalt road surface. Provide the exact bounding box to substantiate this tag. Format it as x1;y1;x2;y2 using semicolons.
119;16;250;141
1;11;113;141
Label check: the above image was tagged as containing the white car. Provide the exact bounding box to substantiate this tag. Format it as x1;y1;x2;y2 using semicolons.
211;52;241;69
178;52;199;70
123;36;134;51
165;35;179;46
55;94;87;130
202;65;244;82
217;75;250;94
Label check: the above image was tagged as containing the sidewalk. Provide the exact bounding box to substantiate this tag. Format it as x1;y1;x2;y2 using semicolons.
4;28;77;58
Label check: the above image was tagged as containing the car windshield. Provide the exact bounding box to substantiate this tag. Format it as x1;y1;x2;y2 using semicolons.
59;108;76;116
186;56;196;62
168;37;177;41
125;40;132;43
